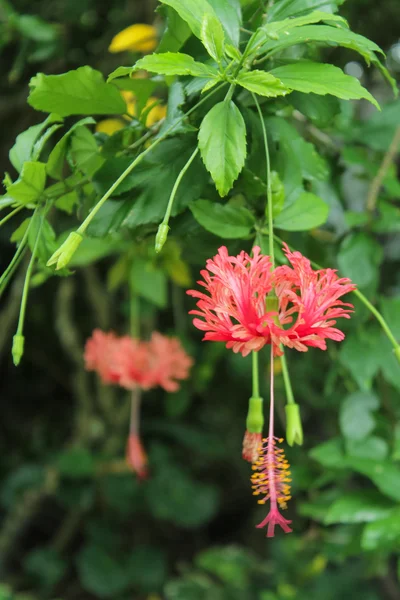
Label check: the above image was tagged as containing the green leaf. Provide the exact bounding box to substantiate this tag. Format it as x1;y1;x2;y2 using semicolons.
146;464;219;528
157;6;192;53
6;161;46;205
289;92;340;127
346;436;388;461
159;0;241;47
201;13;225;62
69;126;105;176
198;100;246;197
381;296;400;340
128;546;167;592
339;330;382;390
266;10;347;32
361;508;400;550
262;24;383;64
46;117;96;179
135;52;218;77
248;10;348;56
338;233;383;288
114;138;208;229
9;114;62;173
324;491;395;525
28;66;126;117
236;70;290;97
309;438;346;469
54;190;78;214
208;0;242;47
347;458;400;502
271;62;379;109
77;545;130;598
56;447;96;478
158;0;217;40
355;100;400;151
15;14;58;42
274;191;329;231
131;259;167;308
196;547;253;589
267;0;343;22
190;199;255;238
24;548;66;591
339;391;379;441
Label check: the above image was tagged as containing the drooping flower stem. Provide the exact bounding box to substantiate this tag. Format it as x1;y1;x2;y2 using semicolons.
252;94;274;267
280;349;295;405
0;217;32;296
155;147;199;253
129;280;140;339
272;232;400;361
12;206;48;365
0;205;24;229
252;350;260;398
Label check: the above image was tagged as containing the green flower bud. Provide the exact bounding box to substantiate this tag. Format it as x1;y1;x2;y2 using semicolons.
246;396;264;433
12;334;25;366
285;403;303;447
155;222;170;254
47;232;83;270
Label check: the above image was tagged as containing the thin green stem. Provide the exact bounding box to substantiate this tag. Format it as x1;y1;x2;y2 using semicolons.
14;208;46;338
164;148;199;225
0;219;32;293
272;232;400;353
0;246;27;298
280;350;295;405
252;350;260;398
253;94;274;265
0;205;23;228
353;289;399;350
76;84;227;236
129;279;140;339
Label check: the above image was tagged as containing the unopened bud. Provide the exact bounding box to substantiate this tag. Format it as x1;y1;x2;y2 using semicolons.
47;232;83;270
155;222;169;254
246;396;264;433
12;334;25;366
285;403;303;447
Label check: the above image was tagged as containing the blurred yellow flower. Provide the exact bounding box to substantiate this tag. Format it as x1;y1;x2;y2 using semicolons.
108;24;157;54
95;119;125;135
143;97;167;127
121;90;136;117
121;91;167;127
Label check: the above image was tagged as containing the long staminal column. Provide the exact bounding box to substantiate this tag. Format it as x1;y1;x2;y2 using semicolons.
251;347;292;537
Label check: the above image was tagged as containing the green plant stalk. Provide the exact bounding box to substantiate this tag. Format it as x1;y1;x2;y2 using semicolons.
75;84;226;237
156;147;199;252
0;218;32;294
280;349;295;405
272;232;400;355
0;204;23;228
252;350;260;398
12;207;47;364
252;94;274;266
129;283;140;339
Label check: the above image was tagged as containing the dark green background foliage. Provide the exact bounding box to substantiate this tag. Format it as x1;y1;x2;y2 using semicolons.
0;0;400;598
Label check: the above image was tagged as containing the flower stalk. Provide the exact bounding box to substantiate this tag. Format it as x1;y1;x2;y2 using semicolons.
155;147;199;253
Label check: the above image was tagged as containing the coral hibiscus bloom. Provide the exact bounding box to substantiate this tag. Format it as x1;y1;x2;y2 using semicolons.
146;332;194;392
84;330;123;384
187;244;355;357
